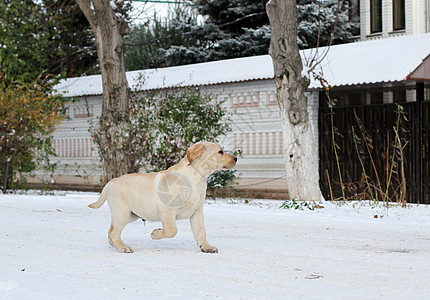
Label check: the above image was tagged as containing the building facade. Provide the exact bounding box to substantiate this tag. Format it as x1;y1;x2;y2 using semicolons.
48;78;305;190
41;33;430;194
31;1;430;195
360;0;429;40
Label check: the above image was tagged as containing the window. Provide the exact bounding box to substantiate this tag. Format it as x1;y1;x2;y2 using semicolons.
392;0;405;31
393;89;406;103
370;91;383;104
370;0;382;33
348;0;360;36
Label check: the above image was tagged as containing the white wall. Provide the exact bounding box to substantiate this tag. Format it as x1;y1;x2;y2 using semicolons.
43;96;103;186
360;0;429;40
38;80;320;186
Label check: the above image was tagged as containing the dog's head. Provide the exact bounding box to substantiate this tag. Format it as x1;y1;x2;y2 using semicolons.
187;142;237;173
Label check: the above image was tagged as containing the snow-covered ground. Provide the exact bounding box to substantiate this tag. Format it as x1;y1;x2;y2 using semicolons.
1;192;430;299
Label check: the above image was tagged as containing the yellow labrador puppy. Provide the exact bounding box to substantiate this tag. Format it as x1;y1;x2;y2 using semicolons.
88;141;237;253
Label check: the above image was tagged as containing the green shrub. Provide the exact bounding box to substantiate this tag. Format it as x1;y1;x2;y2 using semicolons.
0;70;66;189
91;87;239;190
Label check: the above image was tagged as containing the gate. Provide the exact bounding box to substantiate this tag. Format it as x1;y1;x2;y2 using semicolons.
319;100;429;204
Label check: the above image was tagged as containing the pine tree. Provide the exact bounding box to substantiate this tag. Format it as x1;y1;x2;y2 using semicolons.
193;0;268;34
43;0;98;76
125;6;206;69
297;0;359;48
124;0;359;69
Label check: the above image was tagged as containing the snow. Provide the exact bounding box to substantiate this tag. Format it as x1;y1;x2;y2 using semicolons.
1;192;430;299
55;33;430;97
109;0;117;10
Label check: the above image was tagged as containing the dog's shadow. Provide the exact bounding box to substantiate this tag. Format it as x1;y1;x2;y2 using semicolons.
121;221;199;253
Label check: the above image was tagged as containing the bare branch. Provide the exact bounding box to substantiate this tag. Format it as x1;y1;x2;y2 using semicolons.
312;0;341;68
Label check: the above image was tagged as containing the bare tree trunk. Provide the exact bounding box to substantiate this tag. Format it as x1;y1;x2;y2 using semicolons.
266;0;321;201
74;0;130;182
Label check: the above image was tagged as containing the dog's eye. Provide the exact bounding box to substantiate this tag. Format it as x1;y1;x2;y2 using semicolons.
218;150;224;155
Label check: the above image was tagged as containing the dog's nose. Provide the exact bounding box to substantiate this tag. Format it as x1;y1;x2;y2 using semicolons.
234;157;237;162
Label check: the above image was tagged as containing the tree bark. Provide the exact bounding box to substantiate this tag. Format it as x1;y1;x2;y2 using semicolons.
74;0;130;182
266;0;322;201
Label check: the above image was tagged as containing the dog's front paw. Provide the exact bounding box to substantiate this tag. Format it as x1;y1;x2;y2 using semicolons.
151;228;162;240
200;245;218;253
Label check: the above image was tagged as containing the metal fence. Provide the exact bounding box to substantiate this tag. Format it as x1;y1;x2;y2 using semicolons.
319;101;429;204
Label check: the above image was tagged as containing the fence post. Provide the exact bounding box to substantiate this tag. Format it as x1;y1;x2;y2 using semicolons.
3;158;10;194
415;82;423;204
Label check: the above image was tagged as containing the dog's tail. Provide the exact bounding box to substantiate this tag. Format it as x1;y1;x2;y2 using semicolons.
88;185;109;209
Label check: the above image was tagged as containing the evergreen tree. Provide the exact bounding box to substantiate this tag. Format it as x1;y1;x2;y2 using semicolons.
193;0;268;34
125;6;205;70
297;0;359;48
0;0;98;80
43;0;98;76
124;0;359;69
0;0;51;82
163;0;270;66
125;3;268;69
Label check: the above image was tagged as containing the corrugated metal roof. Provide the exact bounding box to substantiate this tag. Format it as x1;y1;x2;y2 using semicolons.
55;33;430;97
310;33;430;88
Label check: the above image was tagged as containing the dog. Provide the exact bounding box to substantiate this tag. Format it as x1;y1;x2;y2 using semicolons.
88;141;237;253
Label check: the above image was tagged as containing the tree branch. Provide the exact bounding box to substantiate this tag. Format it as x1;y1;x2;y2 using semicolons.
74;0;96;29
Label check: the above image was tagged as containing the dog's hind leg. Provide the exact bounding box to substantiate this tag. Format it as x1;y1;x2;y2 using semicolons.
108;215;134;253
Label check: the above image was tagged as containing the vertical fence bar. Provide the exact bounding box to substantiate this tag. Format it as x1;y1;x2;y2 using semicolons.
415;82;424;204
3;158;10;194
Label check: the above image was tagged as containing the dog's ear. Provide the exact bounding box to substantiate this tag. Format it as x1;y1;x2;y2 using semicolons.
187;143;206;166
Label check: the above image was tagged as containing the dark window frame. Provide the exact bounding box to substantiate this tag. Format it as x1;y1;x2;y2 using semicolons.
392;0;406;31
370;0;382;33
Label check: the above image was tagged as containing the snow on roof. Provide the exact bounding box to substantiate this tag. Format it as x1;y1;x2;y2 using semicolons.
309;33;430;88
55;55;274;97
55;33;430;97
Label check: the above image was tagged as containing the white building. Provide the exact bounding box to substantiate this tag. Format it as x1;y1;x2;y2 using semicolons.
43;33;430;196
360;0;429;40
